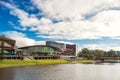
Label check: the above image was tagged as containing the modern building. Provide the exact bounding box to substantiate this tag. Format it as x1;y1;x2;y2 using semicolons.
0;36;16;54
18;41;78;60
46;41;77;56
18;45;60;60
0;36;18;59
46;41;66;50
18;45;57;55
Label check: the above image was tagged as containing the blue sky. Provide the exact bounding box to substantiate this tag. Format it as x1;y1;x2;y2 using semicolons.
1;0;120;51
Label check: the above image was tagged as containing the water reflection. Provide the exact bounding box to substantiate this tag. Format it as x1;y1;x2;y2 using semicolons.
0;68;15;80
0;63;120;80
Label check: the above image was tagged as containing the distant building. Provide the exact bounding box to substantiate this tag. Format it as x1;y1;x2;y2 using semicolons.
46;41;77;56
18;45;57;56
18;41;77;60
46;41;66;50
18;45;59;60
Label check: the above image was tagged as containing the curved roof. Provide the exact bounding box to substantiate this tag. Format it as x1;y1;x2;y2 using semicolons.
18;45;62;51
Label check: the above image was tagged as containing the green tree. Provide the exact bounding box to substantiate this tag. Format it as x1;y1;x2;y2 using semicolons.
94;49;104;59
78;48;94;59
106;49;116;57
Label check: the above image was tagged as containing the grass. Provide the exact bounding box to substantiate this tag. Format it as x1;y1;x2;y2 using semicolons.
0;59;94;68
0;59;69;68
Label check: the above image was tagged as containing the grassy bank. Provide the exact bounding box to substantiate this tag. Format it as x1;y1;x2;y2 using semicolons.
0;59;94;68
0;60;69;68
75;59;94;63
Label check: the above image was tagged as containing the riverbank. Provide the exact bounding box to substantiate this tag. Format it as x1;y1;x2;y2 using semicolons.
0;59;94;68
75;59;94;63
0;60;69;68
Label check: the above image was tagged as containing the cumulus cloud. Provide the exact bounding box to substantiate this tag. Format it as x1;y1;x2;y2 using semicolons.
0;1;40;27
2;31;74;47
1;0;120;40
2;31;47;47
32;0;115;20
90;10;120;37
83;44;120;51
37;21;102;40
2;31;35;47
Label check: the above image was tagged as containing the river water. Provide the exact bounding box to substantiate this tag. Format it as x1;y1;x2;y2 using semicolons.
0;63;120;80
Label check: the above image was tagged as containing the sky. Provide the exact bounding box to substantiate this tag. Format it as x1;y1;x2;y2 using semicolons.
1;0;120;51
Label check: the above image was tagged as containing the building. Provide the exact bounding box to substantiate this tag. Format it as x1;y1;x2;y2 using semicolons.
46;41;66;50
18;41;77;60
18;45;57;55
0;36;17;59
18;45;60;60
46;41;77;56
0;36;16;54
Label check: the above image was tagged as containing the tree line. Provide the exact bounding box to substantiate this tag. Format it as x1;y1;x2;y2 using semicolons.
78;48;120;60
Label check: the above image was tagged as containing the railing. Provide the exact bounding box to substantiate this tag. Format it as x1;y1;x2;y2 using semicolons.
2;55;59;60
3;55;23;60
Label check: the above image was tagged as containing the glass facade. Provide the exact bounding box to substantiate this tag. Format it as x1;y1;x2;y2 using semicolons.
19;45;57;56
29;46;56;54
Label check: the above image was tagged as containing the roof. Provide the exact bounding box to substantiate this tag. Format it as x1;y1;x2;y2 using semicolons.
18;45;62;51
0;36;16;48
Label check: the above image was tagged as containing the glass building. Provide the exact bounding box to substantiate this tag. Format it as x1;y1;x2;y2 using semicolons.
18;45;57;56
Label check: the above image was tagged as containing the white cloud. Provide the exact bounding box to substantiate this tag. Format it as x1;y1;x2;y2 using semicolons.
3;31;35;47
34;41;46;45
2;31;47;47
83;44;120;51
2;31;74;47
1;0;120;40
55;41;74;45
36;21;105;40
32;0;120;21
0;1;40;27
90;10;120;37
32;0;120;40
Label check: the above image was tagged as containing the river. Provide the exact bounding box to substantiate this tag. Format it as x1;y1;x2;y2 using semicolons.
0;63;120;80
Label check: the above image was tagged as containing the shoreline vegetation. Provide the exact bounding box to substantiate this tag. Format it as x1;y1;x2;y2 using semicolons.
0;59;94;68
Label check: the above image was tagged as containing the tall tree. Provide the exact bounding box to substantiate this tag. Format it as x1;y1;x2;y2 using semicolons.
94;49;104;59
107;49;116;57
78;48;93;59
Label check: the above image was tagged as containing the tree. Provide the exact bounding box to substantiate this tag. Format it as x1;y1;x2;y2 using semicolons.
78;48;94;59
106;49;116;57
94;49;104;59
81;48;89;54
